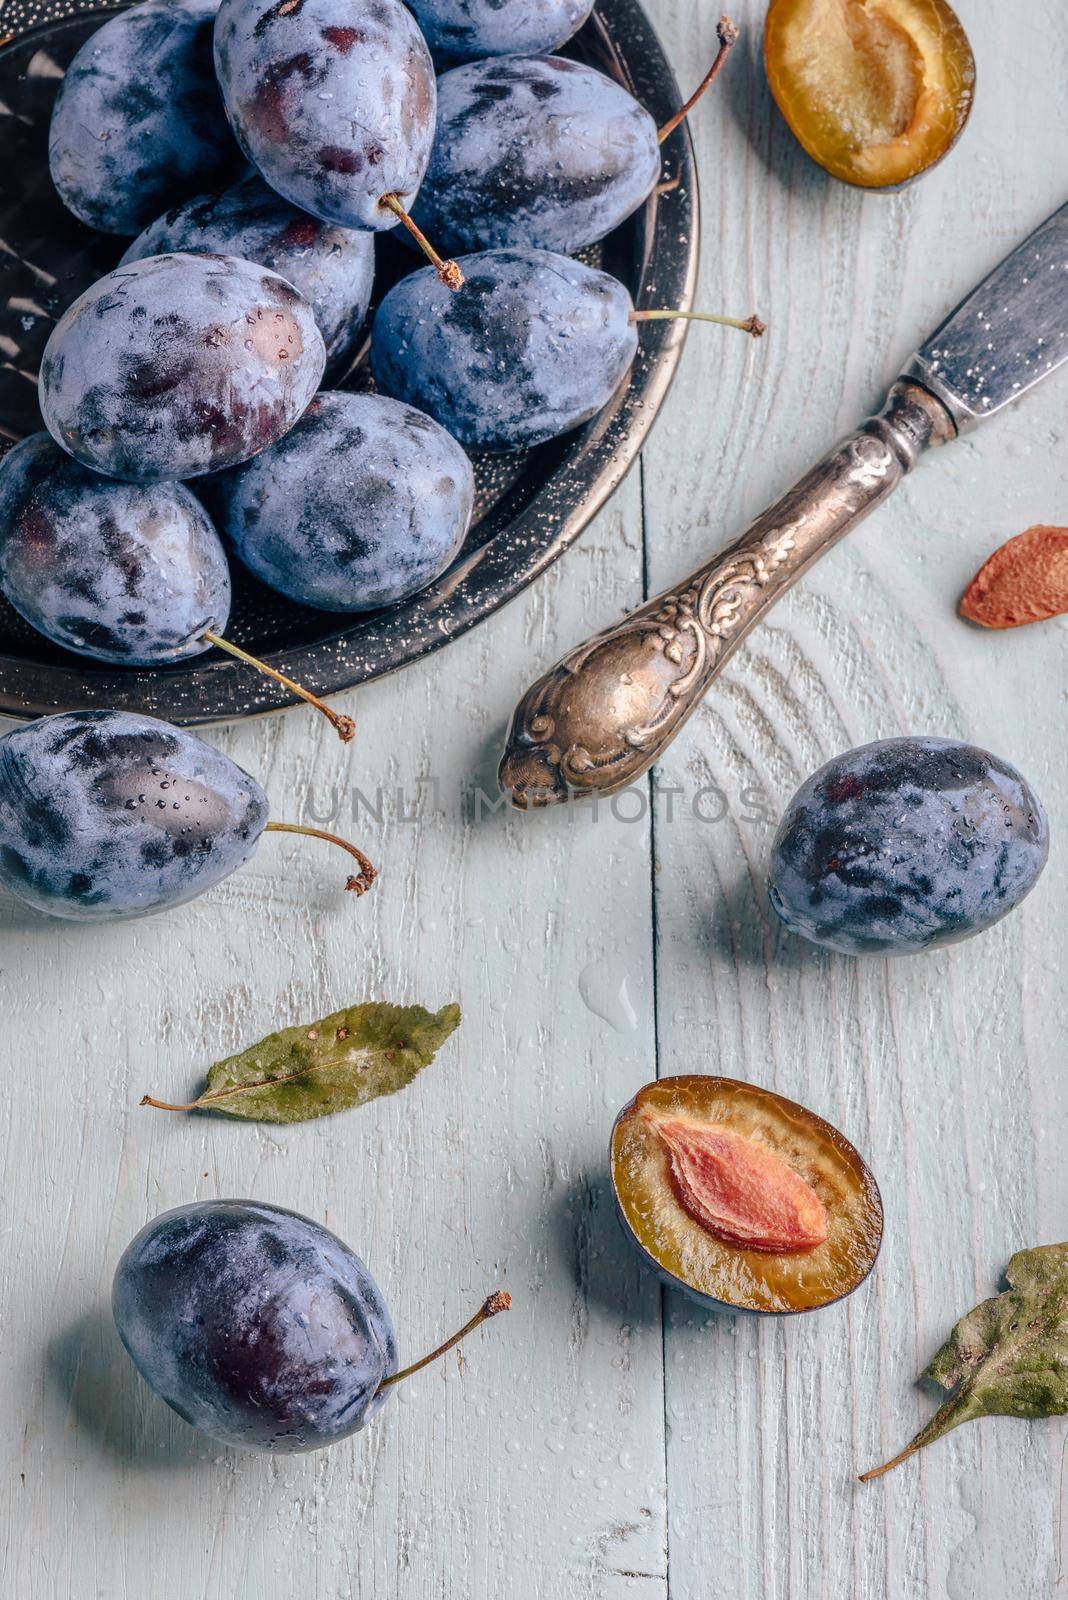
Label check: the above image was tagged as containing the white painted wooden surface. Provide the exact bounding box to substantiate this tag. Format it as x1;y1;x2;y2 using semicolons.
1;1;1066;1595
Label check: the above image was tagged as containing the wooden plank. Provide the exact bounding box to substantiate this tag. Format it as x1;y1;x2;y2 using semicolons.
639;2;1068;1596
0;470;669;1597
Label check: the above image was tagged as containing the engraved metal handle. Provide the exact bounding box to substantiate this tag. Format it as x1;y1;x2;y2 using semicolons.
499;380;957;807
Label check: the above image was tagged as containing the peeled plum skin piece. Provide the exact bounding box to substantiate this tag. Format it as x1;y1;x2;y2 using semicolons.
119;174;375;375
206;391;474;612
213;0;436;231
408;56;661;257
0;434;230;665
370;247;638;452
48;0;244;236
38;252;326;483
0;710;268;922
406;0;595;65
767;736;1049;955
113;1200;398;1453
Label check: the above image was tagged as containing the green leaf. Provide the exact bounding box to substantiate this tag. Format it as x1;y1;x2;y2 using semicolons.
860;1243;1068;1481
142;1002;461;1123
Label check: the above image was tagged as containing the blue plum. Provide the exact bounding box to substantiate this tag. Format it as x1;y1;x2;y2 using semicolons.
408;56;661;257
206;391;473;610
767;737;1049;956
49;0;244;236
119;174;375;375
406;0;594;64
39;252;325;482
213;0;436;231
0;711;267;921
0;434;230;665
113;1201;397;1453
370;247;638;450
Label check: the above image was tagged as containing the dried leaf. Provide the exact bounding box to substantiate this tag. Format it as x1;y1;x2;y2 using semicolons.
142;1001;460;1123
860;1243;1068;1480
960;525;1068;628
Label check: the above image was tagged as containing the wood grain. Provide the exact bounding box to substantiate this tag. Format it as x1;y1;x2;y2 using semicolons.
1;1;1066;1595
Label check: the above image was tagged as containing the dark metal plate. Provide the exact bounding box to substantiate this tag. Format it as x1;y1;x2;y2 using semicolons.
0;0;698;724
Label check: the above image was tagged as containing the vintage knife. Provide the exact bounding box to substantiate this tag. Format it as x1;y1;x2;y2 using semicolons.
499;200;1068;808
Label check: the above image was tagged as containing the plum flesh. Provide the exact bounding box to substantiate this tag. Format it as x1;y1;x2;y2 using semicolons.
213;0;436;230
0;711;267;922
406;0;594;65
370;247;638;451
113;1201;397;1453
48;0;244;235
120;174;375;375
207;391;474;611
767;737;1049;955
408;56;661;257
0;434;230;665
39;252;326;482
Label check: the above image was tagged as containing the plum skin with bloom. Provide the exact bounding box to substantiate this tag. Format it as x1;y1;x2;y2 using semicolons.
120;174;375;376
370;247;638;451
48;0;243;235
38;252;326;483
0;434;230;665
406;0;594;65
0;711;268;922
113;1200;398;1453
408;55;661;257
213;0;436;231
767;736;1049;955
206;391;474;611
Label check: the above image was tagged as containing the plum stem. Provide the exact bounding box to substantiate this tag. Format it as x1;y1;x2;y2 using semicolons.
378;194;464;289
378;1291;512;1391
201;631;356;744
658;15;740;144
139;1093;197;1112
264;822;377;896
632;308;766;338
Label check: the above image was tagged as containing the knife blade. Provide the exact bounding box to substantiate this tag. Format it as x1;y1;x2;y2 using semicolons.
500;201;1068;808
906;199;1068;428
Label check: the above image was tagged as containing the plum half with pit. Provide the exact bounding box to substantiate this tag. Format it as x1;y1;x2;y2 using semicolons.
371;247;638;451
213;0;436;232
767;737;1049;956
48;0;244;235
406;0;595;66
612;1077;883;1315
764;0;975;189
408;55;661;257
0;434;231;666
113;1200;510;1453
206;391;474;612
39;252;326;482
119;174;375;376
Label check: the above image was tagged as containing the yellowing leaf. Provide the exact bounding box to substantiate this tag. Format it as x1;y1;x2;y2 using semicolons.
142;1001;460;1123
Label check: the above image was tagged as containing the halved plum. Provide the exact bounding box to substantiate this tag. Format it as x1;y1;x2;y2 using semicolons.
764;0;975;189
611;1077;882;1314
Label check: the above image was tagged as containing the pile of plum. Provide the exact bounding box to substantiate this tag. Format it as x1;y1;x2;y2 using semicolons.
0;0;702;679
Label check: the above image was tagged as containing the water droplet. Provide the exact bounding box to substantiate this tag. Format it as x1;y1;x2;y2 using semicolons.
578;956;639;1033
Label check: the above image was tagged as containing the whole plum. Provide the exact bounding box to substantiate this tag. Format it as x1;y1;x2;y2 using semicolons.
370;247;638;450
0;434;230;665
213;0;436;231
207;391;474;611
406;0;594;64
120;174;375;375
49;0;244;235
113;1201;398;1453
0;711;268;921
39;253;326;482
408;56;661;257
767;737;1049;956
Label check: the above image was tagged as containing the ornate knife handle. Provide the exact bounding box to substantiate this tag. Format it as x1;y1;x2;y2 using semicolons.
499;380;957;808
